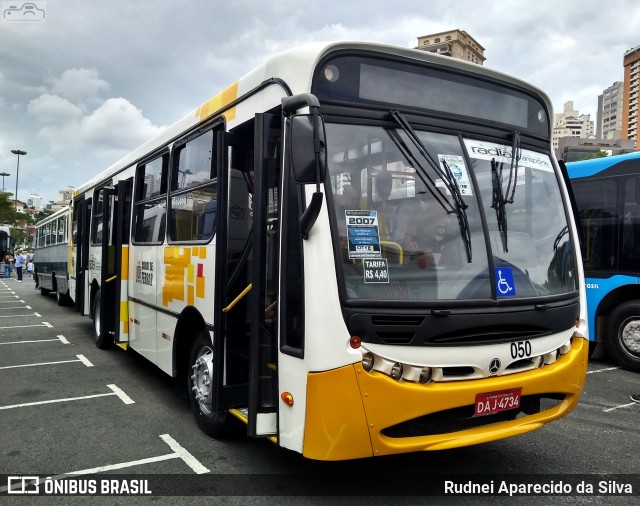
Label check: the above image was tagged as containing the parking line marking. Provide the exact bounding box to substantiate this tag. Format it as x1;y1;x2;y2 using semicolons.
58;335;70;344
107;384;135;404
0;354;93;370
0;434;207;492
0;306;32;310
77;354;94;367
160;434;210;474
0;313;40;318
0;323;53;329
587;366;620;374
0;338;61;345
66;454;180;475
0;384;134;410
604;402;637;412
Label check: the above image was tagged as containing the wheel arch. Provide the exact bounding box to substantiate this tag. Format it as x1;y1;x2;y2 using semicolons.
173;305;210;380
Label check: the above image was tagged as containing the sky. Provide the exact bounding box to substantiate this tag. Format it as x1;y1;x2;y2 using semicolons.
0;0;639;205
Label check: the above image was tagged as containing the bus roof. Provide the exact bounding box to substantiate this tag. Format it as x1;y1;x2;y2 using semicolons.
73;41;554;197
566;151;640;179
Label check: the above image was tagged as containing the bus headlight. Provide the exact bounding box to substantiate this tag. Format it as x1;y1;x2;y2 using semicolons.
390;362;403;381
419;367;432;384
362;352;375;372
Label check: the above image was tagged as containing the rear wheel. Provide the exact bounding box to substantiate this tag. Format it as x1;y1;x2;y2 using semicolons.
56;290;68;306
93;291;112;349
606;301;640;371
188;331;232;437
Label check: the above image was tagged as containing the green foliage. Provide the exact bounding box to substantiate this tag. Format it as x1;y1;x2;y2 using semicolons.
579;150;609;161
0;192;18;225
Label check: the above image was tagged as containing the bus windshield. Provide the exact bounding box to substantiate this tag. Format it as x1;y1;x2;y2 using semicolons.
326;122;577;302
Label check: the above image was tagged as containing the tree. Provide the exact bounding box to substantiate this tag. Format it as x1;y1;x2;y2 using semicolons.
579;151;609;161
0;192;18;225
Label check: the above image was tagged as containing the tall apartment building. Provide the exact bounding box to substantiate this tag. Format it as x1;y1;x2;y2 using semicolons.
415;30;485;65
552;101;594;154
622;44;640;147
597;82;624;140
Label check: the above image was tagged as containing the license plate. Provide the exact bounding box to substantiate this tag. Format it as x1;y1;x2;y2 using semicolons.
474;388;521;416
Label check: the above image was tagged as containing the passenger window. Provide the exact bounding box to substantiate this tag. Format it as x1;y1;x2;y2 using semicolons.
169;128;218;243
133;154;168;244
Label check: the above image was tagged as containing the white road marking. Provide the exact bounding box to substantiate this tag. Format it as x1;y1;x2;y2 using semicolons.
0;323;52;329
587;366;620;374
0;434;209;492
0;338;61;345
604;402;638;412
57;335;70;344
0;384;135;410
0;313;40;318
77;354;94;367
159;434;210;474
107;384;135;404
0;354;93;370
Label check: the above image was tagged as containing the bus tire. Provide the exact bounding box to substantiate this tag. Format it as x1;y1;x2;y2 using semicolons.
606;302;640;372
56;290;68;306
188;331;231;438
93;291;112;349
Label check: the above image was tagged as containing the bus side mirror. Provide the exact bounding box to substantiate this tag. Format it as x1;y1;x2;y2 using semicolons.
287;113;327;185
282;93;327;239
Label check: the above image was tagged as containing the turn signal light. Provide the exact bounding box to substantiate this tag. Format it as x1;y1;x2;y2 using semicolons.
350;335;362;349
281;392;294;407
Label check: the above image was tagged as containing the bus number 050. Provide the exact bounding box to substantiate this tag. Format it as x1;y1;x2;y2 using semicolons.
510;340;532;359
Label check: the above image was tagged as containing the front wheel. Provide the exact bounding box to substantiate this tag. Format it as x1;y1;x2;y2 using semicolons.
187;331;232;438
92;291;112;349
606;301;640;371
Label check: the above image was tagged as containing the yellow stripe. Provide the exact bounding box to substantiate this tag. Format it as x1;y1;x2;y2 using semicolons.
196;82;238;122
228;409;248;424
121;246;129;280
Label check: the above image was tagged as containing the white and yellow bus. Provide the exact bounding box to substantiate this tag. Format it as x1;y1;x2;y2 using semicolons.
68;41;588;460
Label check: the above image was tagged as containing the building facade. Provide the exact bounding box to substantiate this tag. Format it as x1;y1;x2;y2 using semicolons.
556;136;636;162
622;44;640;147
597;82;624;140
415;30;485;65
552;101;594;154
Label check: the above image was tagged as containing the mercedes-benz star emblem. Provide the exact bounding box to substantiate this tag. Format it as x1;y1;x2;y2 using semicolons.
489;358;501;374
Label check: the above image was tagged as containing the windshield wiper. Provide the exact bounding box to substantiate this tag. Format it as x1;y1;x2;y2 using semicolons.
389;110;472;263
490;131;521;253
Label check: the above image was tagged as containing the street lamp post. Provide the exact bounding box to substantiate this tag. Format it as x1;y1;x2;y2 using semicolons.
0;172;9;194
10;149;27;212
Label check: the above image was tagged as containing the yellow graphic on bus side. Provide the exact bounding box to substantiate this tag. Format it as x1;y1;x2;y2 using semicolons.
163;246;207;307
196;81;238;122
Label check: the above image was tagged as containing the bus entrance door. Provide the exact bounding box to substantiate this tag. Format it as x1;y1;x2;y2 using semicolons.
247;112;281;437
73;197;91;316
113;179;132;348
213;113;281;438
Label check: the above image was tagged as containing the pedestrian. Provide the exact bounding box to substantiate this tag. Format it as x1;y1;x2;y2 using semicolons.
14;249;26;282
26;261;34;278
3;253;12;278
631;393;640;403
26;249;34;263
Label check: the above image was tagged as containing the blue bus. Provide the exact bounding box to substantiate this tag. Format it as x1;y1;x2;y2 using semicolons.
567;151;640;370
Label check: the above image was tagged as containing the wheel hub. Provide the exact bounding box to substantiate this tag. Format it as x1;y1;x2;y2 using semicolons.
621;318;640;355
191;347;214;414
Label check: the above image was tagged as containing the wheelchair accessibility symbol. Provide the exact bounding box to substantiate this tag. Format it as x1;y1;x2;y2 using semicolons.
495;268;516;297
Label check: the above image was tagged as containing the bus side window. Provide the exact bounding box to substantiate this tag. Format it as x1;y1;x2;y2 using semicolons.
169;128;217;243
133;154;168;244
